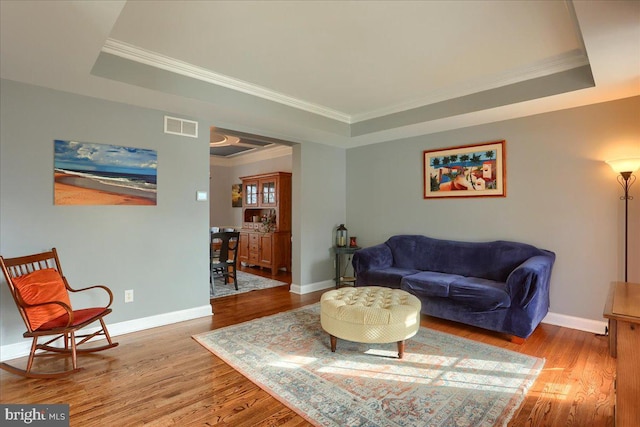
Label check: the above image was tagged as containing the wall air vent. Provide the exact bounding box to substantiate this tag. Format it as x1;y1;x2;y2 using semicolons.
164;116;198;138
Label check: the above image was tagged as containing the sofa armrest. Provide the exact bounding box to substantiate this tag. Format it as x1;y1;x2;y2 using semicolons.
506;255;555;308
352;243;393;275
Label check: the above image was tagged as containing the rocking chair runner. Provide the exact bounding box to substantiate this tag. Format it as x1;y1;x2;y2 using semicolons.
0;248;118;378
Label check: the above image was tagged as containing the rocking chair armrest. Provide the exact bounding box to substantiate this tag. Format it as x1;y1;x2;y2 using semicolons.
67;284;114;308
18;299;75;328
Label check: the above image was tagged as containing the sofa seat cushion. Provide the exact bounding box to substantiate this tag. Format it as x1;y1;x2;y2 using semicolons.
401;271;464;297
448;277;511;310
360;267;421;288
401;272;510;311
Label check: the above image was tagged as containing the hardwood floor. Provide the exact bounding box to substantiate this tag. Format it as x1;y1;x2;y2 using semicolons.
0;268;615;426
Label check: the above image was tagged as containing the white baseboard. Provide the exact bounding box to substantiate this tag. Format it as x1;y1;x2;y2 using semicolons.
0;304;213;362
290;280;335;295
542;311;608;335
1;305;607;362
290;287;609;335
287;288;608;335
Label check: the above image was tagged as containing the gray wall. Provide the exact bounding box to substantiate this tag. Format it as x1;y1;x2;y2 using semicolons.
346;96;640;322
293;141;346;288
2;77;637;347
0;79;211;345
0;79;345;349
209;164;235;227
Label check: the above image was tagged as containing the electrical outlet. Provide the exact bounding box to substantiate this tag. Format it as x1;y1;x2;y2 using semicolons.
124;289;134;303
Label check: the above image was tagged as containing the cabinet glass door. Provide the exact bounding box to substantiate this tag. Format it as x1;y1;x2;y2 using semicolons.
245;182;258;206
261;180;277;206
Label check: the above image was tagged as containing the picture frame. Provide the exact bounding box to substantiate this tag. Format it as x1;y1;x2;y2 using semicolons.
232;183;243;207
54;139;157;205
423;140;506;199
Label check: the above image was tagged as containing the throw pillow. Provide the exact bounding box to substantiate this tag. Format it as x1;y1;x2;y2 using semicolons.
13;268;72;330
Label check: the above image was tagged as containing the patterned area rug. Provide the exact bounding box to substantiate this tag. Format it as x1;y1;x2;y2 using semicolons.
211;270;288;298
193;304;544;427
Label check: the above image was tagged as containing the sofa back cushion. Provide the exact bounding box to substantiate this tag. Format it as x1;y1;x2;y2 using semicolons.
386;235;549;282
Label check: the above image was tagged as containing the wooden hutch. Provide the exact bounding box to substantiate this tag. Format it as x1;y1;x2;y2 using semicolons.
238;172;291;274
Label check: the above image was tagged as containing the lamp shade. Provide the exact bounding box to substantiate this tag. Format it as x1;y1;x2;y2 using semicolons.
605;158;640;174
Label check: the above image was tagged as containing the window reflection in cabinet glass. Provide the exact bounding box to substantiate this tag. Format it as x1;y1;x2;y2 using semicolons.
262;182;276;204
245;183;258;205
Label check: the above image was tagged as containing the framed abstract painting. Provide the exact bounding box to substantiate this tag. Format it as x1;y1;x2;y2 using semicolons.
423;140;506;199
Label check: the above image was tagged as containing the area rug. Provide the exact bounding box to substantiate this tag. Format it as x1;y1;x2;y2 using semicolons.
193;303;544;427
211;270;288;298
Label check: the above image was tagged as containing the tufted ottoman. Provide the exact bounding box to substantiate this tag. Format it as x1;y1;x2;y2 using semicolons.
320;286;421;359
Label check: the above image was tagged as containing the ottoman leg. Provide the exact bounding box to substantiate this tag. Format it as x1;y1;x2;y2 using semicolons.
330;335;337;352
397;340;405;359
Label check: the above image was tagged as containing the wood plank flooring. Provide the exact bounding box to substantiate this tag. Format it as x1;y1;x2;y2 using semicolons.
0;266;615;426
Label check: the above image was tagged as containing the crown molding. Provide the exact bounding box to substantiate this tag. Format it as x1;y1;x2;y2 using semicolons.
103;39;588;128
102;38;351;123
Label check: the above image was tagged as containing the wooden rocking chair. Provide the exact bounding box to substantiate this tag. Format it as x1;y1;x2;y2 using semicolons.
0;248;118;378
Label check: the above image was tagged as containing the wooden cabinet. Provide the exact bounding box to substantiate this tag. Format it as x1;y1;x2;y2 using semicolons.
603;281;640;427
259;233;272;264
238;231;249;263
240;172;291;232
239;172;291;274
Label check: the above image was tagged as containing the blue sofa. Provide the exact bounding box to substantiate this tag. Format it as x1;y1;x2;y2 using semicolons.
352;235;555;340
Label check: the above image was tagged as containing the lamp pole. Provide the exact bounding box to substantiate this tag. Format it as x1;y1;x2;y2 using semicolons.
617;172;635;282
607;158;640;283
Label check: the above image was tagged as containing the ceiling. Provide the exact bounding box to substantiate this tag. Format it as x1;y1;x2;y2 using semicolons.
208;128;290;159
1;1;638;152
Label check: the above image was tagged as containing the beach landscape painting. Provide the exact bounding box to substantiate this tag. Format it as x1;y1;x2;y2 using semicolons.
424;140;506;199
54;139;157;205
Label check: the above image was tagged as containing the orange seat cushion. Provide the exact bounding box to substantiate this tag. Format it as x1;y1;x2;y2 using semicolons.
13;268;72;331
38;307;108;330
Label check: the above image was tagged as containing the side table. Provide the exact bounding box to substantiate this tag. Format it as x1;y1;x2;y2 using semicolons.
334;246;360;288
603;281;640;427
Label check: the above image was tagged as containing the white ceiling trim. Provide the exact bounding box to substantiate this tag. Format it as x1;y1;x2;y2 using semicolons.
103;38;589;128
102;38;351;123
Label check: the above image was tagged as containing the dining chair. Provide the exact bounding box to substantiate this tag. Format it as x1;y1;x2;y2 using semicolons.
210;231;240;291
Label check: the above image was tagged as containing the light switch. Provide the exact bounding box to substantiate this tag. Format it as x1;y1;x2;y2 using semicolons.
196;191;208;201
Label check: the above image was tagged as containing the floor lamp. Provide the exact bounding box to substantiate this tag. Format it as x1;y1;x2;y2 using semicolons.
605;157;640;282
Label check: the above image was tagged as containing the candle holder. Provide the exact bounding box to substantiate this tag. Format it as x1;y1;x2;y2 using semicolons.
336;224;348;247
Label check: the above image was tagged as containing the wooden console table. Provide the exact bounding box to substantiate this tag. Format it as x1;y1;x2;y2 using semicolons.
603;281;640;427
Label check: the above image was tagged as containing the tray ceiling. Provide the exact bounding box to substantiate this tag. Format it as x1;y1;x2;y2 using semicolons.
1;1;638;149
